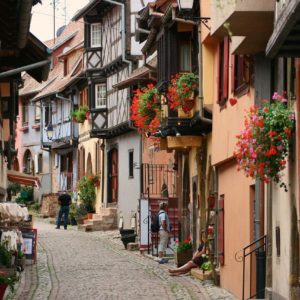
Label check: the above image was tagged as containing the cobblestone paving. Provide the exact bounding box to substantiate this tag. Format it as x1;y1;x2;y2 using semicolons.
13;220;238;300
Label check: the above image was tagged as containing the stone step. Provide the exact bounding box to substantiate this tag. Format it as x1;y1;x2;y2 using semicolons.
78;222;118;232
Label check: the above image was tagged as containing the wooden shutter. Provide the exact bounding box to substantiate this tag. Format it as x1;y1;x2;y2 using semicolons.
231;55;235;94
222;36;229;101
218;194;225;265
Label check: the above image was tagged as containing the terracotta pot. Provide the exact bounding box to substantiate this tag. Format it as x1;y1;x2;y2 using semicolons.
175;248;193;267
87;213;94;220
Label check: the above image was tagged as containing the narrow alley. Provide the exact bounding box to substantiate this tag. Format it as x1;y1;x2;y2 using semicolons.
11;219;234;300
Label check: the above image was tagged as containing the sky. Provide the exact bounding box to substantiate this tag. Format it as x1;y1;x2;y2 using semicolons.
30;0;89;42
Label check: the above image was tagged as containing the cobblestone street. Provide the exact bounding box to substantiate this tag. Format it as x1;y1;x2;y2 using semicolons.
10;219;237;300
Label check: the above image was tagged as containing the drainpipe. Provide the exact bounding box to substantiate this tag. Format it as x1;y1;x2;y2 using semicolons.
18;0;33;49
103;0;133;73
0;60;50;80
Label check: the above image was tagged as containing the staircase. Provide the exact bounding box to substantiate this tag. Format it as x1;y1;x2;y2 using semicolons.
149;198;179;255
77;207;118;232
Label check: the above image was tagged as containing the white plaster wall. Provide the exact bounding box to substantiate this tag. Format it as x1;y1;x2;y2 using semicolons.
108;131;141;229
271;166;291;300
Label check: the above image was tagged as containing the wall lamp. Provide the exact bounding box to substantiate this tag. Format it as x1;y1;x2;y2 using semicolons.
176;0;210;29
46;124;54;140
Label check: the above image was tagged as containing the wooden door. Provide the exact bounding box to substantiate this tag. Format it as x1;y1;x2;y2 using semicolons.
108;148;118;203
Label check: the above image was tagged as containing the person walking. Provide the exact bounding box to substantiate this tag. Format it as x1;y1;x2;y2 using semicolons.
56;191;71;230
158;202;170;264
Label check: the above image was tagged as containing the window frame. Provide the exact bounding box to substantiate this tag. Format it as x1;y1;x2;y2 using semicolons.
90;23;102;48
128;149;134;179
232;55;249;97
22;101;29;126
218;37;229;106
35;103;41;123
178;40;192;72
95;83;107;109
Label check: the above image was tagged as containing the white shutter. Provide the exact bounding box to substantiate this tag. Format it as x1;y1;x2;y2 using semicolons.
34;154;39;174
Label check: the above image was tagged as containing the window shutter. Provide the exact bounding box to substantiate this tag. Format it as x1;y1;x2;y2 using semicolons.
34;154;39;174
231;55;235;94
218;195;225;265
222;36;229;101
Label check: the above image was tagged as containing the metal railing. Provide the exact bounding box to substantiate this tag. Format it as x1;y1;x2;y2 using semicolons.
235;235;267;300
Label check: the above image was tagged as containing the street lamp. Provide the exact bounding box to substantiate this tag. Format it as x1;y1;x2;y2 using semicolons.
46;124;54;140
176;0;210;29
177;0;194;10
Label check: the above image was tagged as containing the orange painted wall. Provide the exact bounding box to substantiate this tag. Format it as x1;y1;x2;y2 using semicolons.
218;161;254;299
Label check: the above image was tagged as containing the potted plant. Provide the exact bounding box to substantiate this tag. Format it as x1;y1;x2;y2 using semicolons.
130;84;161;136
166;72;198;113
87;175;100;187
77;176;96;216
174;237;193;267
71;106;89;123
0;271;18;299
234;92;295;191
74;204;88;225
68;203;78;225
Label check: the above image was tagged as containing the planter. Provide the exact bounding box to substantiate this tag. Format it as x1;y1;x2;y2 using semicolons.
178;106;194;118
175;248;193;267
121;233;136;249
87;213;94;220
75;215;88;224
0;284;7;300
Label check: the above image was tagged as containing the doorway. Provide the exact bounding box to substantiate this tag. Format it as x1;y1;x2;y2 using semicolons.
108;148;118;203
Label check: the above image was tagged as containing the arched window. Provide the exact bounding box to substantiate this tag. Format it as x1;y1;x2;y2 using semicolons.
23;150;33;174
86;153;92;176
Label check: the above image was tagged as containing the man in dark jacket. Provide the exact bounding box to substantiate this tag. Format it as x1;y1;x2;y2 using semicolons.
56;191;71;230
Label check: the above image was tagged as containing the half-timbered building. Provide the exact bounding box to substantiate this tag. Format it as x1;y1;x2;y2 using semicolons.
73;0;146;229
136;0;212;252
0;0;50;201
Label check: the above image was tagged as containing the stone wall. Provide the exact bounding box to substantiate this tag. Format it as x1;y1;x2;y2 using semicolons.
40;193;59;217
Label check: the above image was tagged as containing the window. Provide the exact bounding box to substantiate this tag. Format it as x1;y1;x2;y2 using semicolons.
218;37;229;106
22;101;29;126
80;88;89;107
95;83;106;108
91;23;101;47
35;103;41;123
232;55;249;96
129;150;134;178
38;153;43;173
179;41;191;72
44;105;52;126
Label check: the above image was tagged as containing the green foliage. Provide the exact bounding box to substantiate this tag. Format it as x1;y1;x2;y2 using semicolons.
7;183;21;196
0;272;19;292
200;254;212;271
15;187;33;204
30;202;40;213
175;238;192;253
77;176;96;213
0;244;12;268
71;106;89;123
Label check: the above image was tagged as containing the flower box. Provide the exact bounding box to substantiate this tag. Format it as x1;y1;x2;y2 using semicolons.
175;248;193;267
167;136;202;149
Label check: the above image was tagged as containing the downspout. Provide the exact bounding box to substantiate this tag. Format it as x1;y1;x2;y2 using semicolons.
18;0;33;49
103;0;133;73
0;60;50;80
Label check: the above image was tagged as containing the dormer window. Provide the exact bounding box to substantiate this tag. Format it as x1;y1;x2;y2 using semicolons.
95;83;106;108
91;23;101;47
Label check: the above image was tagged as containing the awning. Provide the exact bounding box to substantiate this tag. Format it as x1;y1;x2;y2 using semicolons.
7;170;41;188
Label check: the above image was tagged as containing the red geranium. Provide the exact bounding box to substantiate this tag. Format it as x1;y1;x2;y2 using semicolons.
130;84;161;136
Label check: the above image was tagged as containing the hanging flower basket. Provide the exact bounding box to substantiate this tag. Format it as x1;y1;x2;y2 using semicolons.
130;84;161;136
71;106;89;123
234;92;295;191
166;73;198;112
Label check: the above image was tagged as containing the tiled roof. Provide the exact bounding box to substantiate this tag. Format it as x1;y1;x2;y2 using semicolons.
20;19;84;98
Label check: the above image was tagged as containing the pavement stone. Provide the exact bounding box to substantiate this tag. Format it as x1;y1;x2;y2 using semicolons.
12;219;238;300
